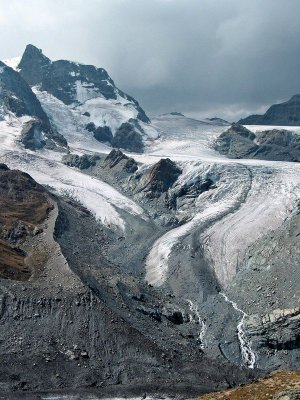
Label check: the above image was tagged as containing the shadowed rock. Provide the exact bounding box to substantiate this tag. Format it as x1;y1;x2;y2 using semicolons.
239;94;300;126
215;124;300;162
137;158;182;197
62;153;100;170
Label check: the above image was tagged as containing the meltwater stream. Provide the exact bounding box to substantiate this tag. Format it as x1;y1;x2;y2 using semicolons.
187;300;207;350
221;293;256;369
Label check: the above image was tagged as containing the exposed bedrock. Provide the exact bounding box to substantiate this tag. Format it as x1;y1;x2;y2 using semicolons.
136;158;182;198
62;153;100;170
215;123;300;162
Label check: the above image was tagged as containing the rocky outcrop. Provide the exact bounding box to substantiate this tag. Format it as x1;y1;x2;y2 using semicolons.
86;120;145;152
93;126;113;143
21;119;67;151
136;158;182;198
239;94;300;126
205;117;230;126
0;60;49;123
214;123;258;158
0;165;52;280
215;124;300;161
111;121;145;153
166;177;214;210
104;149;138;173
62;153;100;170
245;308;300;351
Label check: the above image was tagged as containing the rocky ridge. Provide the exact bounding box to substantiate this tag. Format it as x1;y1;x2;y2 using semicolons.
239;94;300;126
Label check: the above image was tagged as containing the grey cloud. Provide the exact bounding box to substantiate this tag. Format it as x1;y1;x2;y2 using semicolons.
0;0;299;120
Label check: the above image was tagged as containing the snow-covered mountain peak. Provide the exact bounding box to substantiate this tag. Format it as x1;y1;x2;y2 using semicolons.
12;44;157;152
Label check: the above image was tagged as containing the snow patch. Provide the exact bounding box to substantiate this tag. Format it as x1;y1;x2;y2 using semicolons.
2;56;21;70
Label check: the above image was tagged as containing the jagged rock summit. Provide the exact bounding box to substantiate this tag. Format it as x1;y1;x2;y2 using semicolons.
239;94;300;126
18;44;149;123
5;44;157;153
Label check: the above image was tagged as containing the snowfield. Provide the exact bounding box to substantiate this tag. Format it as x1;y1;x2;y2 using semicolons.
33;87;158;155
0;115;146;232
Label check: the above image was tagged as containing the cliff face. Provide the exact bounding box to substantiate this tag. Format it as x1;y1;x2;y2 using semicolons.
239;95;300;126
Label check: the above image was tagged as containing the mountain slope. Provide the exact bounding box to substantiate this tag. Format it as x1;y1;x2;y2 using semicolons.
239;94;300;126
0;60;67;150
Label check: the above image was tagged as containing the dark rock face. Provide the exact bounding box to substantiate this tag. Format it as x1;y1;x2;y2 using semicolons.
0;164;9;171
137;158;182;198
0;167;52;280
239;94;300;126
104;149;138;173
90;119;145;153
206;117;230;125
0;167;52;237
85;122;96;132
17;44;150;123
169;112;185;117
112;122;144;153
215;124;300;162
245;308;300;351
0;61;49;125
62;154;100;170
214;123;258;159
17;44;52;87
21;120;67;151
94;126;113;143
21;120;46;150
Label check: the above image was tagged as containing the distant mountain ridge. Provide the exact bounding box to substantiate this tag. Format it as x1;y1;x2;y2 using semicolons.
239;95;300;126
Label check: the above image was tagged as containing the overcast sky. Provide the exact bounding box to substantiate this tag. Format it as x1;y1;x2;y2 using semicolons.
0;0;300;120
